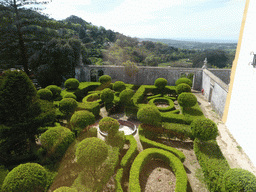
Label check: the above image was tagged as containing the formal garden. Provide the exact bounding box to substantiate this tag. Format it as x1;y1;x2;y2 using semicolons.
0;70;256;192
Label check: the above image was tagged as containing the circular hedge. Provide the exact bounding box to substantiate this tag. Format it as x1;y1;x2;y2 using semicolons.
177;92;197;109
113;81;126;92
99;117;120;136
137;105;161;127
175;78;192;87
64;93;77;100
154;78;167;90
64;78;79;90
100;88;114;103
53;187;78;192
148;97;175;112
191;118;218;141
119;89;134;106
45;85;62;99
222;168;256;192
99;75;112;84
40;126;75;158
59;98;78;115
1;163;48;192
70;110;95;131
76;137;108;168
176;83;191;95
37;88;53;101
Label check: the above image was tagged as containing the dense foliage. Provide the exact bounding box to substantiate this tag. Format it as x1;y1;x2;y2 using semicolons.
175;77;193;87
100;88;114;103
154;78;167;90
45;85;62;100
119;89;134;106
64;78;80;90
137;105;162;127
64;93;77;100
99;75;112;84
53;187;78;192
99;117;120;136
176;83;191;95
113;81;126;92
177;92;197;109
37;88;53;101
59;98;78;116
1;163;48;192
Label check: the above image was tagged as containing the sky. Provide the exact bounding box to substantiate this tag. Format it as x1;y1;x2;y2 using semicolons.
38;0;246;43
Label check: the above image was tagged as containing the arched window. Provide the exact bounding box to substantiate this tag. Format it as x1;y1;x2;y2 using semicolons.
98;69;104;77
90;69;97;82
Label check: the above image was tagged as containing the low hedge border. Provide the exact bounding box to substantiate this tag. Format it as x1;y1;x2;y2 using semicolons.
77;102;100;117
147;94;176;101
82;93;102;105
161;113;192;124
139;125;186;162
162;122;193;141
129;148;187;192
115;168;124;192
193;138;230;192
148;97;175;112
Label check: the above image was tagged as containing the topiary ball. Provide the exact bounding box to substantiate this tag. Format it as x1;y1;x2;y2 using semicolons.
154;78;168;90
53;186;78;192
100;88;114;103
45;85;62;99
176;83;191;95
191;118;218;141
64;78;79;90
37;88;53;101
222;168;256;192
175;78;192;87
1;163;48;192
106;131;125;149
70;110;95;132
59;98;78;115
99;75;112;84
119;89;134;106
40;126;75;158
177;92;197;109
76;137;108;169
99;117;120;136
137;105;161;127
113;81;126;92
64;93;77;100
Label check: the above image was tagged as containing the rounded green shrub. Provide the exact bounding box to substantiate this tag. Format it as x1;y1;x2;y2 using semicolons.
99;75;111;84
70;110;95;132
53;186;78;192
177;92;197;109
191;118;218;141
64;93;77;100
45;85;62;99
76;137;108;168
175;77;192;87
40;126;75;158
106;131;125;149
113;81;126;92
100;88;114;103
222;168;256;192
59;98;78;115
99;117;120;136
137;105;161;127
154;78;167;90
37;88;53;101
120;89;134;106
64;78;79;90
176;83;191;95
1;163;48;192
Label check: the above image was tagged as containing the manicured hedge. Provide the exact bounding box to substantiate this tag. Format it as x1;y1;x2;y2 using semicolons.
113;81;126;92
137;105;162;127
193;138;230;192
161;112;192;125
148;97;175;112
63;93;77;100
37;88;53;101
176;83;191;95
177;92;197;109
82;93;102;104
53;186;78;192
162;122;193;141
64;78;79;90
115;168;124;192
175;78;192;87
77;102;100;117
45;85;62;99
59;98;78;116
129;148;187;192
99;75;111;84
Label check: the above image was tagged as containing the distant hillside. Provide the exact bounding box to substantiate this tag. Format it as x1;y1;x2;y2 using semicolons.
139;38;237;50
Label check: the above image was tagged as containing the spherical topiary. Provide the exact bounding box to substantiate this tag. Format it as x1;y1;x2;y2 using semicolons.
99;117;120;136
64;78;79;90
113;81;126;92
1;163;48;192
176;83;191;95
40;126;75;158
191;118;218;141
59;98;78;115
64;93;77;100
154;78;168;90
45;85;62;99
119;89;134;106
76;137;108;168
137;105;161;127
53;187;78;192
177;92;197;109
222;168;256;192
175;78;192;87
100;88;114;103
37;88;53;101
106;131;125;149
70;110;95;132
99;75;112;84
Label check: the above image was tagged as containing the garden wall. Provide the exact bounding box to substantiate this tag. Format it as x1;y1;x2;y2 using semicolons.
202;69;229;118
